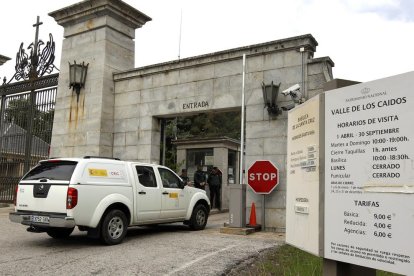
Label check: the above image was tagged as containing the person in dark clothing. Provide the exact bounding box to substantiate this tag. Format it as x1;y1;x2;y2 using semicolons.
207;166;222;210
179;168;190;186
193;165;206;190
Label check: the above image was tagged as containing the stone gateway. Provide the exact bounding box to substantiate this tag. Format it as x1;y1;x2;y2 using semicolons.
49;0;334;231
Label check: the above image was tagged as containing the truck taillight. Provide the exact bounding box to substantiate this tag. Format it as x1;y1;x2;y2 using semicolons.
14;185;18;206
66;187;78;209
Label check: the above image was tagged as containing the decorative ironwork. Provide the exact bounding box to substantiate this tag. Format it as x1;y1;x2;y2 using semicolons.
0;74;58;96
5;16;58;84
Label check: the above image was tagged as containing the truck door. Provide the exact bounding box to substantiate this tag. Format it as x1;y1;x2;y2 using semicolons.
134;166;161;222
157;167;188;219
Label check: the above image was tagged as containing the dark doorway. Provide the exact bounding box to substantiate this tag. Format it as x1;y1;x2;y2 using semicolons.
160;110;241;171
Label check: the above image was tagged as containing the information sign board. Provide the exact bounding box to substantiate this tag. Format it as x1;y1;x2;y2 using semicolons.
286;94;323;256
325;72;414;275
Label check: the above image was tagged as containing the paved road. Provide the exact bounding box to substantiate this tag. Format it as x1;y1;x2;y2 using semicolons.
0;207;284;276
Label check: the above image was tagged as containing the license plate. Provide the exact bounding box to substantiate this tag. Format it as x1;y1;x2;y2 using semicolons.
30;215;50;224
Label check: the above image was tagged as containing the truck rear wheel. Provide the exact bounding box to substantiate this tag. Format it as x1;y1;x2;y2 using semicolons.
100;209;127;245
46;227;74;239
189;204;208;230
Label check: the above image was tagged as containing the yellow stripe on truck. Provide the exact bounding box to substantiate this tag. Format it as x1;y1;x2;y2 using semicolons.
169;193;178;199
88;168;108;177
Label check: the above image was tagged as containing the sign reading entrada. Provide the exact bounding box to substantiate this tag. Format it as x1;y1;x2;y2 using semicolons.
182;101;209;110
324;71;414;275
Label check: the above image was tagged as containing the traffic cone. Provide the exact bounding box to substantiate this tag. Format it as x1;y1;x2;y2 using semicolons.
249;202;257;226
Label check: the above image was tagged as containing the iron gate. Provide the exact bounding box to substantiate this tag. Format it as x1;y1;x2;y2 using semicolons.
0;16;60;203
0;74;58;202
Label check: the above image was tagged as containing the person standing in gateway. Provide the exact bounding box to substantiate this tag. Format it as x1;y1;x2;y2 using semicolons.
194;165;206;190
207;166;222;210
179;168;190;186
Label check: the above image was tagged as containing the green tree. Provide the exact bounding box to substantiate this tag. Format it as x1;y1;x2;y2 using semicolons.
4;97;54;143
163;111;241;170
176;111;241;139
4;97;34;130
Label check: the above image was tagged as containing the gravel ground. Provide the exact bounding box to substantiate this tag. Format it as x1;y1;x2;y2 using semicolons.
0;206;285;276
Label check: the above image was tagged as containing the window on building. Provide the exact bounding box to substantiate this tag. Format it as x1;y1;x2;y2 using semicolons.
228;150;237;184
186;148;213;179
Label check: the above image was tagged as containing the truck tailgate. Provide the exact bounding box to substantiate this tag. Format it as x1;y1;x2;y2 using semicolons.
16;182;69;214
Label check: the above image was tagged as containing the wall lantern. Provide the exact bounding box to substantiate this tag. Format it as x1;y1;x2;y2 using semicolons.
69;61;88;102
262;81;282;116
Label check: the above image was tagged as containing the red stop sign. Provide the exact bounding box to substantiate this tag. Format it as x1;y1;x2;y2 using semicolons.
247;160;279;194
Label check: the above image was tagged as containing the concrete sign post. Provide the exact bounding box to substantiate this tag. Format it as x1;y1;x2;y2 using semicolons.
325;71;414;275
248;160;279;230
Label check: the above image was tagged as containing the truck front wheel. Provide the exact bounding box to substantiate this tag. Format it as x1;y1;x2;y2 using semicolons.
189;204;208;230
100;209;127;245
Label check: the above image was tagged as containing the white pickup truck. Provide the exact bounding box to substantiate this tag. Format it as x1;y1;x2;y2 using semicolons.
9;157;210;245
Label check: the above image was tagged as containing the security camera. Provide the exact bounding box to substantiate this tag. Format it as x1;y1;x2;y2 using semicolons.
281;84;300;96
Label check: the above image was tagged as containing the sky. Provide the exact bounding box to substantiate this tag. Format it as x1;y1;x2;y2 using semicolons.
0;0;413;83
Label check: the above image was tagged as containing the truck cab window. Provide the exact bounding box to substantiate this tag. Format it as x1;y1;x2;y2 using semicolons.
159;168;182;189
136;166;157;187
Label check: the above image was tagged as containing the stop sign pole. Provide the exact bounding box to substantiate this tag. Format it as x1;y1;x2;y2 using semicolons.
247;160;279;230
